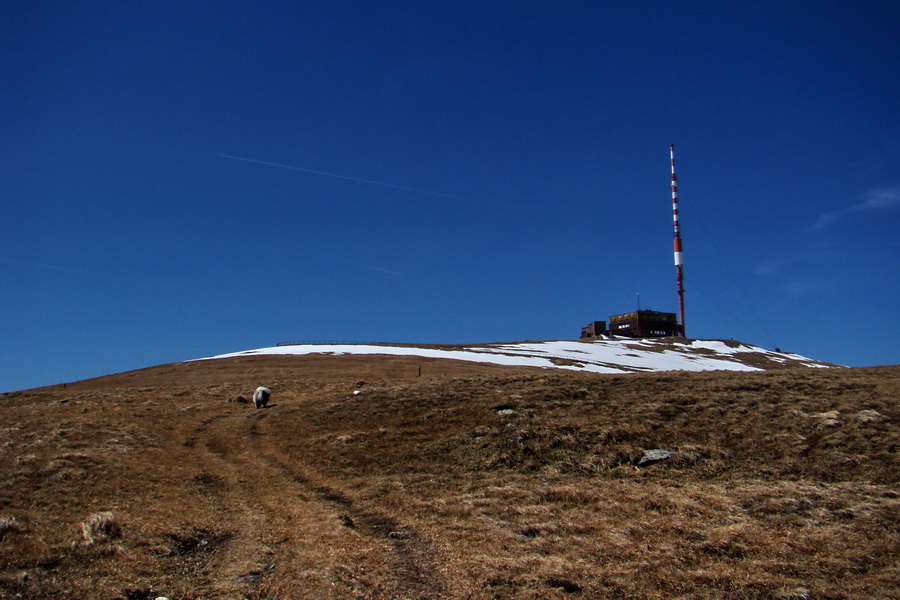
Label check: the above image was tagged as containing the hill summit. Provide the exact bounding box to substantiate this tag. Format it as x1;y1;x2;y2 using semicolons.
199;337;836;373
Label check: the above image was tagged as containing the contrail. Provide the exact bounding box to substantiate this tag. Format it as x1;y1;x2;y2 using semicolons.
219;153;531;212
2;258;93;275
337;258;403;276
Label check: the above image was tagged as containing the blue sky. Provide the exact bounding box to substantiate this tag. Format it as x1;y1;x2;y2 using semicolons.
2;1;898;391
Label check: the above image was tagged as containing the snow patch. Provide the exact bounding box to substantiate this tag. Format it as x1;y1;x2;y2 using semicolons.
194;339;830;373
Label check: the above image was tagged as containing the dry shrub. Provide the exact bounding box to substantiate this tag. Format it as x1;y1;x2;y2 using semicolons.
81;511;122;544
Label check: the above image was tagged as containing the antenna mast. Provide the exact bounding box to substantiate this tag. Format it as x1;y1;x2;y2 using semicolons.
670;144;686;337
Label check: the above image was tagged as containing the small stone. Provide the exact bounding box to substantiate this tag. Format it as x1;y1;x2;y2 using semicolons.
637;449;676;466
856;409;885;424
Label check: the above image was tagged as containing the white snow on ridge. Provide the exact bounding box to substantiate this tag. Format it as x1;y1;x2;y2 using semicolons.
196;338;830;373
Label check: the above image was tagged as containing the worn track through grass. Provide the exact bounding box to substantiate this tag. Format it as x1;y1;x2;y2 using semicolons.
186;403;447;599
251;418;446;599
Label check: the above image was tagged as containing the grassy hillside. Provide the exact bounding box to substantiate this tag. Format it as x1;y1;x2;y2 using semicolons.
1;355;897;599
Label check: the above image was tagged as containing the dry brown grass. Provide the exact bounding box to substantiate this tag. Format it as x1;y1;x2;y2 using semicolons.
0;355;897;599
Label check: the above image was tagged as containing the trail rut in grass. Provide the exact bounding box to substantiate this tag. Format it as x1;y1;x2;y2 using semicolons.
189;406;446;599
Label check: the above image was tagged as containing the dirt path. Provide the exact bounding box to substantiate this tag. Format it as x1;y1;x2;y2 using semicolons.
183;404;447;599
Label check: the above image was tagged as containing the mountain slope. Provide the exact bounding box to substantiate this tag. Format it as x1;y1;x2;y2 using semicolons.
0;354;895;600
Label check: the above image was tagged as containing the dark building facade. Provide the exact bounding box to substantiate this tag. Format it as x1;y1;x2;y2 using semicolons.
580;321;608;339
607;310;678;337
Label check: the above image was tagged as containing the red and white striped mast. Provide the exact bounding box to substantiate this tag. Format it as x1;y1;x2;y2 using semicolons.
670;144;686;337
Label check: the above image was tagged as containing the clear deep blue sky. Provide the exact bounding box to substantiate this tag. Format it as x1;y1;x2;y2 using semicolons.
3;1;898;391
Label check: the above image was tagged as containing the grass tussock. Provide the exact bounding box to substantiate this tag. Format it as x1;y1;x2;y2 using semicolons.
81;511;122;545
0;516;22;540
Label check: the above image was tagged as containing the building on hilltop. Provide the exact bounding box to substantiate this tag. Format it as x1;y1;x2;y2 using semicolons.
580;321;607;339
609;310;678;337
581;310;679;339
